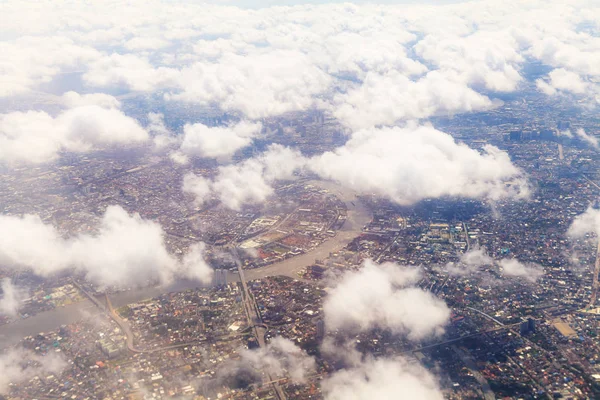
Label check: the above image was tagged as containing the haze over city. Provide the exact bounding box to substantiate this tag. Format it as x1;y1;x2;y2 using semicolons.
0;0;600;399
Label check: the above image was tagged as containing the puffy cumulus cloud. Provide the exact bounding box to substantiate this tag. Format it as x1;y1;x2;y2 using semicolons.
184;144;306;210
217;337;315;388
0;205;213;289
61;91;121;109
0;36;101;97
574;128;599;149
180;242;214;283
323;260;450;340
124;36;171;51
568;207;600;238
179;121;262;159
322;356;443;400
498;258;544;282
169;51;332;119
212;160;275;210
536;68;590;96
445;247;494;276
311;125;529;205
332;70;496;130
0;348;67;395
446;248;543;282
0;278;28;318
0;105;148;164
414;30;524;92
183;173;213;206
83;53;178;92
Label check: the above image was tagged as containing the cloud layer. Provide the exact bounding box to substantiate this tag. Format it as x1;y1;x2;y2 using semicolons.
2;0;599;126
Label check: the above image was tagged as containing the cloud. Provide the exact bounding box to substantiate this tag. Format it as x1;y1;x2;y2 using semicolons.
1;0;599;126
0;205;213;289
217;337;315;388
414;30;524;92
498;258;544;282
183;173;213;206
446;247;493;276
83;53;178;92
536;68;590;96
0;348;67;395
179;121;262;159
322;356;443;400
310;124;529;205
446;248;543;282
323;259;450;340
169;51;332;119
568;207;600;238
0;36;101;97
0;278;28;318
574;128;599;149
61;91;121;109
332;70;496;130
0;105;149;164
184;144;305;210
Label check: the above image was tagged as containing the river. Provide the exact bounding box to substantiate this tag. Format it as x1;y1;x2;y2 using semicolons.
0;180;371;348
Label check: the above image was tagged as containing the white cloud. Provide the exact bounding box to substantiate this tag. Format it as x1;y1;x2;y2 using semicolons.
61;91;121;109
536;68;590;96
0;105;149;164
498;258;544;282
179;121;262;159
310;124;529;205
446;247;493;276
0;36;101;97
0;205;213;289
0;348;67;395
169;51;332;119
83;53;178;92
322;356;443;400
415;30;524;92
183;173;213;206
184;144;305;210
212;160;275;210
124;36;170;51
574;128;599;149
568;207;600;238
332;70;496;130
2;0;599;123
323;260;450;340
217;337;315;387
239;337;315;383
0;278;28;318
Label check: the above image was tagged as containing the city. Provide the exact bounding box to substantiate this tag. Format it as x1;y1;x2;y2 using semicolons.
1;1;600;399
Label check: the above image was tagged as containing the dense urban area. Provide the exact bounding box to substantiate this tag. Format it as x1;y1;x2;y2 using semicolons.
1;81;600;399
2;1;600;399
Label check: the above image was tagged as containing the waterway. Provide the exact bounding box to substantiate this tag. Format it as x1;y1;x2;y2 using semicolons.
0;180;371;348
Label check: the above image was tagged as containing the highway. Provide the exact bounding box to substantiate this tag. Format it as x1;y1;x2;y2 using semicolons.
234;247;287;400
587;240;600;309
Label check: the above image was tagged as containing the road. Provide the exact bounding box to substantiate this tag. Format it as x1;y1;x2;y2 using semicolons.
587;240;600;308
466;307;505;326
234;248;287;400
452;345;495;400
